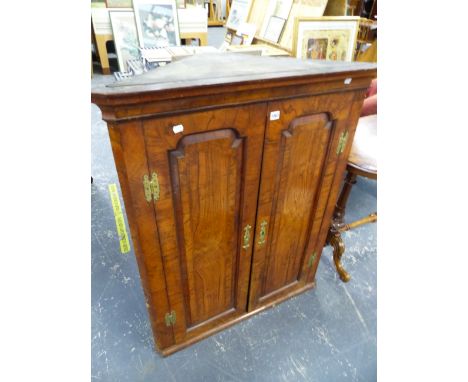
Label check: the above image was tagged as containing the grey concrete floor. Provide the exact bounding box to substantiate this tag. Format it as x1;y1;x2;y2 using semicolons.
91;27;377;382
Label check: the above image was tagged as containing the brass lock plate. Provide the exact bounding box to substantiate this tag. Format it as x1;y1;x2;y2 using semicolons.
258;220;268;246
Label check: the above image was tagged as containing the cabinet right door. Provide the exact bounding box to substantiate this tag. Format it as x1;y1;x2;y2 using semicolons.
248;91;364;310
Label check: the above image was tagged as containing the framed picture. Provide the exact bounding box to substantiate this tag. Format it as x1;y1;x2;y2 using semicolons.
263;16;286;43
259;0;293;42
226;0;253;31
293;17;360;62
106;0;133;7
133;0;180;48
236;22;256;45
280;0;328;50
109;10;141;72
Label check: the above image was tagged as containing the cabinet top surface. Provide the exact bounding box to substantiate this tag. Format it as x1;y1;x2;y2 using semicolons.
91;53;376;97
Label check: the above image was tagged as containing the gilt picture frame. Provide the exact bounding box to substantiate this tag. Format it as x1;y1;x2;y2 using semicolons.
293;16;360;62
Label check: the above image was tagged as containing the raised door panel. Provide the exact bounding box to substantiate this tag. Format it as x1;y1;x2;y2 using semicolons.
169;130;242;326
142;104;267;345
249;92;360;309
261;113;332;296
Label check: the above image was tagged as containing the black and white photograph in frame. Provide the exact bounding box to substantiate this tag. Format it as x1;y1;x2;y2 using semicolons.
133;0;181;48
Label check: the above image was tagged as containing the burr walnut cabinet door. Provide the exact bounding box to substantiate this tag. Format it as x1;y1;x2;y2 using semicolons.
248;92;361;310
142;104;267;346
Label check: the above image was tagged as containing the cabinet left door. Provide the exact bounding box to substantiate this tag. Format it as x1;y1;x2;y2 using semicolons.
140;103;267;351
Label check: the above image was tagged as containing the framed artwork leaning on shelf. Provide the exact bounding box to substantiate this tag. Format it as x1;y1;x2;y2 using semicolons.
259;0;293;43
109;10;141;72
293;16;360;62
226;0;253;31
263;15;286;43
133;0;181;48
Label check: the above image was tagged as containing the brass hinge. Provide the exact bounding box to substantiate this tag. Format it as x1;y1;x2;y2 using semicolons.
336;130;349;155
308;252;317;268
165;310;176;326
242;224;252;249
143;172;160;202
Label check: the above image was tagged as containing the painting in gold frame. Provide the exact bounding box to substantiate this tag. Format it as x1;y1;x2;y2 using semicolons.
293;17;360;62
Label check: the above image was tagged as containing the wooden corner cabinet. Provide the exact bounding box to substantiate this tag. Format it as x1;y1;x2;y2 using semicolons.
92;53;376;356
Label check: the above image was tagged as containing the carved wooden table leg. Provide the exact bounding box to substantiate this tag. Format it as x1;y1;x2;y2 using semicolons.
327;227;351;282
327;170;356;282
333;171;357;226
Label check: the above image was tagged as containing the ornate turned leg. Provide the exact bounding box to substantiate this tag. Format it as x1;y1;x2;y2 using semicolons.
333;171;357;227
327;228;351;282
328;170;355;282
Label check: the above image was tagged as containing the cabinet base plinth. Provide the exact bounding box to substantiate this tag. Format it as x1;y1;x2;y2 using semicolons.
157;281;317;356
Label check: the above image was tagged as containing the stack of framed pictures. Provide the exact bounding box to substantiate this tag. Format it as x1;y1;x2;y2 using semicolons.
245;0;328;51
107;0;182;73
114;71;135;81
127;58;147;75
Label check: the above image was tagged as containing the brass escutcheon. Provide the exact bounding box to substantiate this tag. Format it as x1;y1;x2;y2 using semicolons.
258;220;268;246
